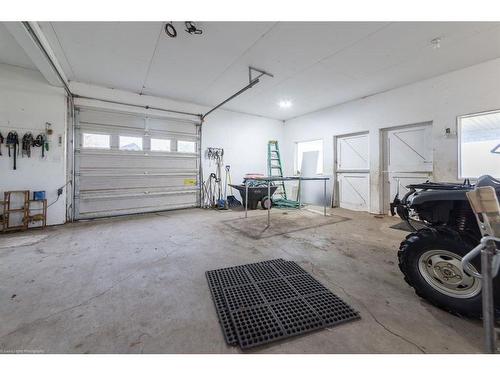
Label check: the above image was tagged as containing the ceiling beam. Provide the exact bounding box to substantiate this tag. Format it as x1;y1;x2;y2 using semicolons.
4;21;69;88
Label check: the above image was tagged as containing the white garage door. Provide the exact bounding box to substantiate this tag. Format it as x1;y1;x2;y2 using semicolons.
74;107;200;219
383;123;433;212
336;133;370;211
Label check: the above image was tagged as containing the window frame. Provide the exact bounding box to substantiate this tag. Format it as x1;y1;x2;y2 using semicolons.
457;109;500;179
150;138;172;152
294;138;324;175
177;140;197;154
118;135;144;151
81;132;111;150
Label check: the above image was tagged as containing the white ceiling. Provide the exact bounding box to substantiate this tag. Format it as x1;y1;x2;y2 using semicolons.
8;22;500;120
0;22;36;70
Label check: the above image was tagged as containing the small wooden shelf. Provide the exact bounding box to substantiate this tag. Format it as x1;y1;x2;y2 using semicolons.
27;199;47;229
6;208;26;212
1;192;48;232
1;191;29;232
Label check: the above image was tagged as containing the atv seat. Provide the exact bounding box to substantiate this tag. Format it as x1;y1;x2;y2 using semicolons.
476;175;500;190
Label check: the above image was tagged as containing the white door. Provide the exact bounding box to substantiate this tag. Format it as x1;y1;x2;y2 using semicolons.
383;123;433;212
336;133;370;211
74;107;200;219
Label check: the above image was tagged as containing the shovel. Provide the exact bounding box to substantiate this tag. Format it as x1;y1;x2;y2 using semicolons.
225;165;242;207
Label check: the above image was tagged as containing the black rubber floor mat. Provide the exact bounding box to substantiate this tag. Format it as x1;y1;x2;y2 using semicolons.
206;258;286;346
206;270;238;345
207;259;360;350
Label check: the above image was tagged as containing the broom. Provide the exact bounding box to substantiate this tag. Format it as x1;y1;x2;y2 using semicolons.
225;165;242;207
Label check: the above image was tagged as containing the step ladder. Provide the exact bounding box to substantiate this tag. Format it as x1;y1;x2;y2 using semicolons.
267;140;287;199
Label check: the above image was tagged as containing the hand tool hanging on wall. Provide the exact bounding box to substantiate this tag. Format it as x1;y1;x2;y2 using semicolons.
22;132;35;157
206;147;224;164
33;133;48;157
6;131;19;170
0;132;4;156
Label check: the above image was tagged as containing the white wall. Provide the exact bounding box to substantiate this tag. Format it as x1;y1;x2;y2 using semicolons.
0;63;67;225
202;110;283;189
283;58;500;214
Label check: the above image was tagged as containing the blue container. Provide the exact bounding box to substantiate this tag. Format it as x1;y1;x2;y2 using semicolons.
33;191;46;201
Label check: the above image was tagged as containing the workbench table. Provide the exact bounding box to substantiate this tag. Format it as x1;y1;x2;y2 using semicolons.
243;176;330;226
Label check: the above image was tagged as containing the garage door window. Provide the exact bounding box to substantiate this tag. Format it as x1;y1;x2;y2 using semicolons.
119;136;143;151
151;138;171;152
296;139;323;174
459;110;500;178
177;140;196;153
82;133;110;149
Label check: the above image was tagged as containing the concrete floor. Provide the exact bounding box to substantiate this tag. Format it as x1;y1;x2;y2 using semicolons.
0;207;484;353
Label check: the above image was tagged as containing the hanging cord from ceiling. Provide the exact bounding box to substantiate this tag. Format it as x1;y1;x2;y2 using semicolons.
140;23;164;95
0;131;4;156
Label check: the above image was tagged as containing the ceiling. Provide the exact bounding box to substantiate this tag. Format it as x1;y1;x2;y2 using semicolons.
4;22;500;120
0;22;36;70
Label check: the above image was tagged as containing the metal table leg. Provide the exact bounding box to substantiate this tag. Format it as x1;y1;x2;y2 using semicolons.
323;179;327;216
245;180;248;218
298;178;301;209
267;180;271;227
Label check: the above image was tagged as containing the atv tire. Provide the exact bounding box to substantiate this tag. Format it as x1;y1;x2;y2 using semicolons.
398;227;500;319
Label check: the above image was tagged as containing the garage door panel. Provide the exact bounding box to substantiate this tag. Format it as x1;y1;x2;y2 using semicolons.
79;175;198;190
77;191;198;219
78;152;197;170
338;173;369;211
337;134;369;170
78;124;198;141
75;107;200;219
148;118;198;135
79;109;146;129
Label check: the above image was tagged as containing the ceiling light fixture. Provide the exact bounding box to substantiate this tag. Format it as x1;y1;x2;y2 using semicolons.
279;100;292;109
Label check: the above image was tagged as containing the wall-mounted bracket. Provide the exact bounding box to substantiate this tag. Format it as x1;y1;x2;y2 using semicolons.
248;66;274;84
